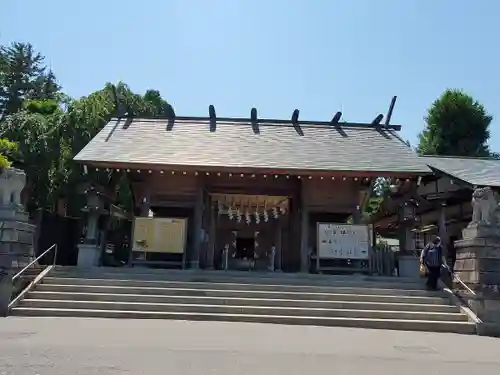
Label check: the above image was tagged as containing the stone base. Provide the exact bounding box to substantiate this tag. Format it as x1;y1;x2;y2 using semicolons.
463;223;500;240
454;233;500;285
452;222;500;336
77;244;101;267
477;322;500;337
0;206;36;267
397;255;420;278
0;256;13;317
0;205;30;222
467;292;500;337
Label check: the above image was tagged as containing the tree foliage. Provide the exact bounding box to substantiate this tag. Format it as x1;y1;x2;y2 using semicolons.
0;137;18;170
0;42;59;119
418;89;494;157
0;42;172;215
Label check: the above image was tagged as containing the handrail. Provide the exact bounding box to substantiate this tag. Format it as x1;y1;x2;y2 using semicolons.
12;243;58;282
442;262;476;296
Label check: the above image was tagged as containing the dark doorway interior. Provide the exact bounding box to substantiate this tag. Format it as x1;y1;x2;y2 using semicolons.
235;237;254;259
36;210;80;266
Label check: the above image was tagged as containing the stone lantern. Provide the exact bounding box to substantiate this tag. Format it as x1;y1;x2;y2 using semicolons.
77;184;108;267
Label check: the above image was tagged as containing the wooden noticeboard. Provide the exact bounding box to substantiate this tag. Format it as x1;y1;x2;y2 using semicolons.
317;223;370;260
132;217;187;254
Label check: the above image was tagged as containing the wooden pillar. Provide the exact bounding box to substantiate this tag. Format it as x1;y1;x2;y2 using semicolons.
300;181;309;273
206;200;216;269
140;189;151;217
398;203;416;254
438;201;448;258
288;184;301;272
275;218;282;271
352;205;361;224
191;177;204;269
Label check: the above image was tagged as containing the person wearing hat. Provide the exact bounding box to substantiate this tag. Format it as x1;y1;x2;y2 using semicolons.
420;236;444;290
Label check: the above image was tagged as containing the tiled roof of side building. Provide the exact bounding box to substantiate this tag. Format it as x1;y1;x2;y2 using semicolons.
422;155;500;187
74;117;432;175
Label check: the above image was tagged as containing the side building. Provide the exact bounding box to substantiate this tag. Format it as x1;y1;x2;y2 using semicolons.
374;156;500;275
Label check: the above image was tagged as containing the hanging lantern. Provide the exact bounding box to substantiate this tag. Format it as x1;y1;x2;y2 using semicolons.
263;210;269;222
228;207;234;220
236;209;242;223
279;206;286;215
245;211;251;225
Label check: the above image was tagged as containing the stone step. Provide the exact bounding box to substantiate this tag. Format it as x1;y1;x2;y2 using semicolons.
10;307;477;334
49;268;423;286
27;291;460;313
17;299;468;321
35;284;450;305
42;277;439;297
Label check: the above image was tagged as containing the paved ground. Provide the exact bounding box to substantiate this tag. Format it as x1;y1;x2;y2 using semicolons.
1;318;500;375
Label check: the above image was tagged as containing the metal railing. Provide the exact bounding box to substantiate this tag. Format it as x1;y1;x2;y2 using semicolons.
12;244;58;282
441;262;476;296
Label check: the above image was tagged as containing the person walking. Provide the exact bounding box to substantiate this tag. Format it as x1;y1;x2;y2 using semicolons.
420;236;444;291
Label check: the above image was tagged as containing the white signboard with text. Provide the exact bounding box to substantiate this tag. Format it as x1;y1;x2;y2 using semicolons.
317;223;370;259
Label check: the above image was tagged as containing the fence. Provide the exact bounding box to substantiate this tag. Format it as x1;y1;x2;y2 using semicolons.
370;246;396;276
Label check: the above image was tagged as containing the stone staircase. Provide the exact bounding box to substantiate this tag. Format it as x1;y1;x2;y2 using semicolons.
9;267;476;334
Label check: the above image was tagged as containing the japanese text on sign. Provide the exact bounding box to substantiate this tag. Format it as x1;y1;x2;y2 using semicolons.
317;223;370;259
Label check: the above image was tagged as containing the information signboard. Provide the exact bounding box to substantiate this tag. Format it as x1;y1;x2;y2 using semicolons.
132;217;187;254
317;223;370;259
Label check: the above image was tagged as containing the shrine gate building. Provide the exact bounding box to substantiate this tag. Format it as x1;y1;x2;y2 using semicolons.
73;110;431;273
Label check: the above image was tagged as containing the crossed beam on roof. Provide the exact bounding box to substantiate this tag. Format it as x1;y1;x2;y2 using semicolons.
178;96;399;130
110;85;399;131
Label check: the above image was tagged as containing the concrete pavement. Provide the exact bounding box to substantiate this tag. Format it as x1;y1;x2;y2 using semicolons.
1;317;500;375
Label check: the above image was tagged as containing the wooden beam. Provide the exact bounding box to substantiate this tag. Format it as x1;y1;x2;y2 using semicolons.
104;115;404;130
77;162;429;180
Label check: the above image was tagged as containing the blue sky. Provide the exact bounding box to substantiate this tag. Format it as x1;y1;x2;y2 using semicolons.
2;0;499;151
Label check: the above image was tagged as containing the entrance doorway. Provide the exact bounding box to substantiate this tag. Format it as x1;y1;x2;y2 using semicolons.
211;193;289;271
235;237;255;259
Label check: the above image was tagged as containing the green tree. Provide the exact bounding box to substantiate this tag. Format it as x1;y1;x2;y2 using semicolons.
1;100;65;210
0;137;18;170
418;89;494;157
60;82;173;215
1;40;173;215
0;42;60;119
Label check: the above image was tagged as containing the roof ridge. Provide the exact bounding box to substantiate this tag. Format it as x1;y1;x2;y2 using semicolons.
109;116;403;131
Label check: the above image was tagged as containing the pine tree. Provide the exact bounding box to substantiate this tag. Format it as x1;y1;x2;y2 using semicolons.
0;42;58;119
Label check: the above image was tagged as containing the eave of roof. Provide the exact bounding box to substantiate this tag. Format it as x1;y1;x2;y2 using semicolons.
421;155;500;188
